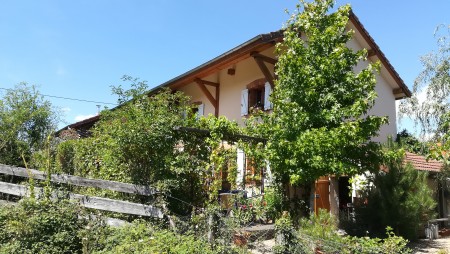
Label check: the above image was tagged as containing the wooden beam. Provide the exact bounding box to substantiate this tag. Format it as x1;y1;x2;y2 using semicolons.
195;79;217;108
174;126;267;144
215;82;220;116
0;164;158;196
168;42;277;90
0;181;164;218
195;78;219;88
251;52;277;65
393;88;404;95
253;57;275;88
367;49;376;57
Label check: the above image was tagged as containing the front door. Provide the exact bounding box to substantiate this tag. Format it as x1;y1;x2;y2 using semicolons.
314;177;330;215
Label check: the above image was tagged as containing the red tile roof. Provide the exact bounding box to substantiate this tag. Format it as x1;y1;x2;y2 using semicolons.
404;152;443;172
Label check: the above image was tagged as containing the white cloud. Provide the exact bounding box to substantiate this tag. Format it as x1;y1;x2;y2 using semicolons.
61;107;71;112
74;114;96;122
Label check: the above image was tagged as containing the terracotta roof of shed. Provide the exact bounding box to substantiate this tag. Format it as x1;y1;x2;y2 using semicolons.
404;152;443;172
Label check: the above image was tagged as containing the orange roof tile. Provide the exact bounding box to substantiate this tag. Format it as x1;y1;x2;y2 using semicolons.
404;152;443;172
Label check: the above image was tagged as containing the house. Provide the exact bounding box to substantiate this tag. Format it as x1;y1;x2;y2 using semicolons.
59;11;411;217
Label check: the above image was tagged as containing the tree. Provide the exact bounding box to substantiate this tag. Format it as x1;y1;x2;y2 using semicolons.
257;0;385;185
0;83;59;166
399;25;450;140
396;129;428;155
55;76;247;215
355;142;436;240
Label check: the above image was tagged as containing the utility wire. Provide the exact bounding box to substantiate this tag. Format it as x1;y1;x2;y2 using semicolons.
0;87;118;106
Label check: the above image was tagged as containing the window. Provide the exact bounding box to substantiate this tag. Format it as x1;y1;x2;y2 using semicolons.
191;102;204;119
248;87;264;110
241;79;272;116
184;102;204;119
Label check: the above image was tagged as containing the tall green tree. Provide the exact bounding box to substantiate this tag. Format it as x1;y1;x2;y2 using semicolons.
56;76;245;214
259;0;385;185
399;25;450;140
356;142;436;240
0;83;59;166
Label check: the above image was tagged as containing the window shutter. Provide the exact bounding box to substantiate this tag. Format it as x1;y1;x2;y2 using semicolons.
264;160;273;186
241;89;249;116
197;103;204;119
264;82;272;110
236;149;245;188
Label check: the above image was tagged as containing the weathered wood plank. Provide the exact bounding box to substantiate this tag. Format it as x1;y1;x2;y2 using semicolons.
0;180;30;196
0;181;164;218
69;193;163;218
0;164;157;196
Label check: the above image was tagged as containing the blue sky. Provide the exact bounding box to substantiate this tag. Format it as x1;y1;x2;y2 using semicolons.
0;1;449;130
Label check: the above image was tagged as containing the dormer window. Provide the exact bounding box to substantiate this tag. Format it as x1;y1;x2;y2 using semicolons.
241;79;272;116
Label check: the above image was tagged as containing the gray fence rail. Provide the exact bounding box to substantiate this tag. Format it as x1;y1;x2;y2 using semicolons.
0;164;163;219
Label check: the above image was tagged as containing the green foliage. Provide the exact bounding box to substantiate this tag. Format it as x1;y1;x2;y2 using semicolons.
53;77;209;213
258;0;385;184
90;220;215;254
232;195;268;225
54;139;77;175
0;198;85;254
296;210;411;253
264;187;284;221
396;129;429;155
354;141;437;240
0;83;59;167
274;212;301;254
53;76;253;216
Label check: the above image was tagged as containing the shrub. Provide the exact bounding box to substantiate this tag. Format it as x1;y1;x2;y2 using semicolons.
274;212;302;254
0;198;85;254
264;187;284;221
91;221;216;254
55;139;77;175
353;143;437;240
292;210;411;253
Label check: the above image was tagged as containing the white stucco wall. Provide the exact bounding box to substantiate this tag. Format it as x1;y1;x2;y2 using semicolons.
178;76;217;117
347;38;398;143
330;177;340;217
178;36;399;143
178;47;275;124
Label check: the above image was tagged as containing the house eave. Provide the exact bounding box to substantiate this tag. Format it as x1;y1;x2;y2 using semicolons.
59;11;410;133
349;10;412;99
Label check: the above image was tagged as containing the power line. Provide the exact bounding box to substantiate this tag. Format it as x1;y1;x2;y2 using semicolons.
0;87;118;106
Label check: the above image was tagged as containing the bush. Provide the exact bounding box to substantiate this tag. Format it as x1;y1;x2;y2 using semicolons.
352;143;437;240
0;198;85;254
91;221;216;254
284;209;412;254
55;139;77;175
264;187;284;221
274;212;303;254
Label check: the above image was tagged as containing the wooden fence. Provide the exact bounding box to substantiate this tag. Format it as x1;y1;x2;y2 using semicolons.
0;164;163;219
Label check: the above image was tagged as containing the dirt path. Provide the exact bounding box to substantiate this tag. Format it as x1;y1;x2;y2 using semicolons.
250;237;450;253
409;237;450;253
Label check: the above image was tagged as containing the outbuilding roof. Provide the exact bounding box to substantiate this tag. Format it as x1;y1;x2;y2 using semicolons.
404;152;443;173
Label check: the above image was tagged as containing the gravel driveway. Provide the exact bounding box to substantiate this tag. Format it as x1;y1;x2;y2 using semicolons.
410;237;450;253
